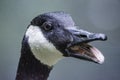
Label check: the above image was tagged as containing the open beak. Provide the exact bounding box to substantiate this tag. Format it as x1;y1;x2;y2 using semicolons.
66;28;107;64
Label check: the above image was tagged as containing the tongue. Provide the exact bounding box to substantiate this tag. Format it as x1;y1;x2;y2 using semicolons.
70;44;104;64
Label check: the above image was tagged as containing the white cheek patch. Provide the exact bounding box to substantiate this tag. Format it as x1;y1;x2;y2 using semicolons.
25;25;64;66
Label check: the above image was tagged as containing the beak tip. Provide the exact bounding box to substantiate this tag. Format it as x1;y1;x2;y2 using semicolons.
99;33;107;41
95;54;105;64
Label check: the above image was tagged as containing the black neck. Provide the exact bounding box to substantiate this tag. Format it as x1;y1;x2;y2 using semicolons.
16;37;52;80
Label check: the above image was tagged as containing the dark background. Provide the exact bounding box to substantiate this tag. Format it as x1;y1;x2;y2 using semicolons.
0;0;120;80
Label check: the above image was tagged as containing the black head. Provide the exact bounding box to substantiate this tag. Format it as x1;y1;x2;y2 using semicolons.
25;11;107;66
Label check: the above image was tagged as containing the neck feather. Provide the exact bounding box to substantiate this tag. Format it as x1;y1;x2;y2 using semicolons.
16;37;52;80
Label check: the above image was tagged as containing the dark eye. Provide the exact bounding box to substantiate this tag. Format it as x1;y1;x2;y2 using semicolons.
42;22;53;31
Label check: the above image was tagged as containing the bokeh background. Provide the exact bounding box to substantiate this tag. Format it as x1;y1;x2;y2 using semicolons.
0;0;120;80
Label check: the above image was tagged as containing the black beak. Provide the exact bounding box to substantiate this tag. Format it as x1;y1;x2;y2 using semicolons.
66;28;107;64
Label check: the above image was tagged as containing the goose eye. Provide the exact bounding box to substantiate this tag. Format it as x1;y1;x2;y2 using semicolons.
42;22;53;31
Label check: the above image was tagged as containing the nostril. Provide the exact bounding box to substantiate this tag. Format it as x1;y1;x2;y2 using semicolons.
75;34;87;38
80;35;87;37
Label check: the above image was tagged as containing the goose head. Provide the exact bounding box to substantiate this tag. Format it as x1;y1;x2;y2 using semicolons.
25;11;107;67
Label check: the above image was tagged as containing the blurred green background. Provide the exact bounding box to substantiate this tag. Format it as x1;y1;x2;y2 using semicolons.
0;0;120;80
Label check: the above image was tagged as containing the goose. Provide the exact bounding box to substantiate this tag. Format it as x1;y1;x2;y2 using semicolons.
16;11;107;80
